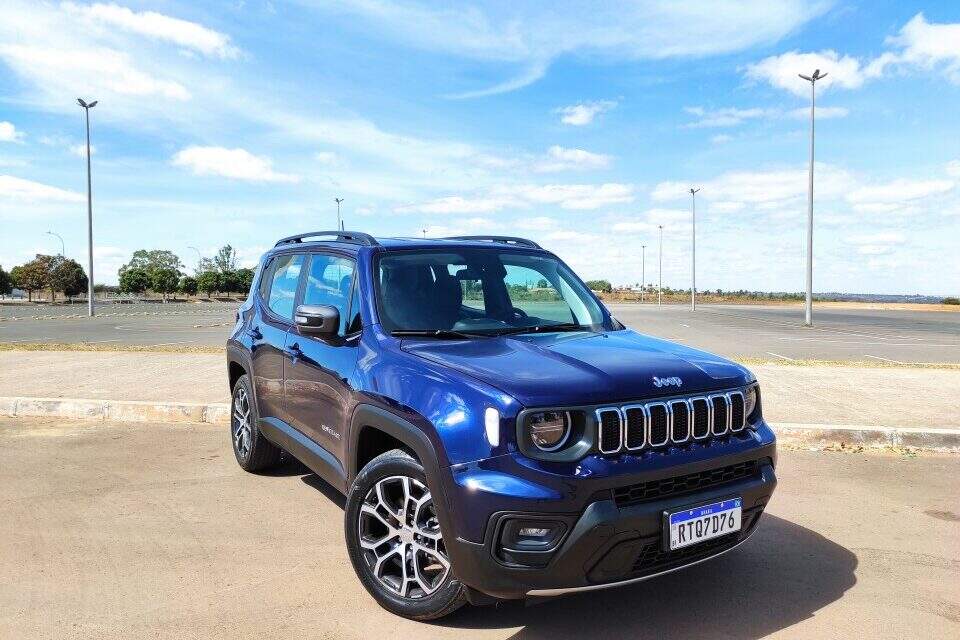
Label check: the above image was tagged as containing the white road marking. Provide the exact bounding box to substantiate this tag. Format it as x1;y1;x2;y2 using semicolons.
149;340;197;347
83;339;122;344
864;354;905;364
766;351;797;362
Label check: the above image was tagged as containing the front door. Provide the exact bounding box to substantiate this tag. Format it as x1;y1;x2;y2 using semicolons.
284;252;360;462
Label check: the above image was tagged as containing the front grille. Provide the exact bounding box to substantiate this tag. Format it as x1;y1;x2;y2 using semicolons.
595;388;749;454
613;459;761;508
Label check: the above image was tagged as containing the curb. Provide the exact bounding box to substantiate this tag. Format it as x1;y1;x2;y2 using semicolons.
2;396;959;451
0;397;229;425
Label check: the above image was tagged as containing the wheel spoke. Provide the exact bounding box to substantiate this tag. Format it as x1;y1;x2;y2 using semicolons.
360;503;395;532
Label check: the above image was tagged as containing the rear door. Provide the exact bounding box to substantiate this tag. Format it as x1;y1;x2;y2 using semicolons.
284;252;361;462
251;253;305;424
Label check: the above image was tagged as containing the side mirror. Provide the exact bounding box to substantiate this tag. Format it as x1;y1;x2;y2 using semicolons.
294;304;339;337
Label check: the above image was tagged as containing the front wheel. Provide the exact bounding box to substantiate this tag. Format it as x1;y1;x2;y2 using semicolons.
344;449;466;620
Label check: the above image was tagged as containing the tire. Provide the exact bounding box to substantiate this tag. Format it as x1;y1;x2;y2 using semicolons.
345;449;467;620
230;374;283;472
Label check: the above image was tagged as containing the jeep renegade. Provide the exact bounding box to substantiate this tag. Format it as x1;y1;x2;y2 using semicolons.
226;231;777;620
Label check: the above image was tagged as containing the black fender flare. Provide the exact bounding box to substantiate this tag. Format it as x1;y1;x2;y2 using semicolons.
226;343;257;413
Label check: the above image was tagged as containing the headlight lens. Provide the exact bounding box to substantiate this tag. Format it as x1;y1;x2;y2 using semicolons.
528;411;571;451
744;384;758;418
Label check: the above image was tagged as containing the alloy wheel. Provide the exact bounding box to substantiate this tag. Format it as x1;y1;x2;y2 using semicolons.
357;475;450;599
232;386;252;459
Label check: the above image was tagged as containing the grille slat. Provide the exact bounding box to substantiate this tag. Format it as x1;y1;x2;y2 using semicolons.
670;400;690;443
690;397;710;439
710;395;729;435
613;459;761;508
597;408;622;454
624;406;646;450
729;392;745;432
648;404;669;447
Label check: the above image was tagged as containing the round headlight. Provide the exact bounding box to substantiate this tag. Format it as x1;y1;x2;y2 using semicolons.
528;411;571;451
744;384;758;418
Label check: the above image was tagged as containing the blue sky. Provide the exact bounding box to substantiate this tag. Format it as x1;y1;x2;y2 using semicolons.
1;1;958;294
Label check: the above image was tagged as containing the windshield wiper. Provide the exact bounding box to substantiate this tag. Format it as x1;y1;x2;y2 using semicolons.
390;329;489;339
492;322;591;336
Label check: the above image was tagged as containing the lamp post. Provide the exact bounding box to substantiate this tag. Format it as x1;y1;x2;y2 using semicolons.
798;69;827;327
658;225;663;307
689;187;700;312
46;231;65;256
641;244;646;304
78;97;97;316
335;198;344;231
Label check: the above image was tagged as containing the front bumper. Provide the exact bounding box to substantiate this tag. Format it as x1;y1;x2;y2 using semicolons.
441;428;777;600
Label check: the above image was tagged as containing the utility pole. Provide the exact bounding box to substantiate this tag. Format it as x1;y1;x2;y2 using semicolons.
689;187;700;311
422;229;427;238
799;69;827;327
46;231;65;256
658;225;663;307
78;98;98;316
641;244;646;304
335;198;344;231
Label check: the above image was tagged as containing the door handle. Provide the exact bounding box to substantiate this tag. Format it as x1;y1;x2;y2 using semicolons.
286;342;302;363
246;326;263;340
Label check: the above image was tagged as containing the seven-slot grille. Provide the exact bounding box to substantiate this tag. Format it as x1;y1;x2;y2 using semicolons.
595;390;748;455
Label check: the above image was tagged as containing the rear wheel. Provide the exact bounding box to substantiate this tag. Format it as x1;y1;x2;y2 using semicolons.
230;374;282;471
345;449;466;620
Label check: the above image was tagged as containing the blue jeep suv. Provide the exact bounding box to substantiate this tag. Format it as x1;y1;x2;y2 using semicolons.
226;231;777;620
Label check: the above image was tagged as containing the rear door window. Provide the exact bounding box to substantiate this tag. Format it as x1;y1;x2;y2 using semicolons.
266;254;305;320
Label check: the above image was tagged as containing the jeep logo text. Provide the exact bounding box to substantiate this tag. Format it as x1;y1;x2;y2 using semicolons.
652;376;683;388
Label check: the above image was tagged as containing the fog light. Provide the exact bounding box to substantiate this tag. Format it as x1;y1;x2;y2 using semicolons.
519;527;551;537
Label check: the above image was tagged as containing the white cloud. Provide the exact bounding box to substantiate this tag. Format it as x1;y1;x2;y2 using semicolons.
744;50;867;97
685;104;848;128
69;144;96;157
0;43;190;101
786;106;849;119
653;164;855;206
0;122;24;143
314;151;339;165
63;2;240;59
847;179;954;204
946;161;960;178
555;100;617;126
533;146;612;172
0;175;84;202
327;1;829;96
744;14;960;96
711;134;733;144
171;146;300;183
846;232;905;256
396;182;634;214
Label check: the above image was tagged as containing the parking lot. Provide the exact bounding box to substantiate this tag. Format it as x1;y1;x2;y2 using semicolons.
1;301;958;363
1;417;957;640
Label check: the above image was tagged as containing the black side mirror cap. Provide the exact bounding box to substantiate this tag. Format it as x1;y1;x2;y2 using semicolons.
294;304;339;337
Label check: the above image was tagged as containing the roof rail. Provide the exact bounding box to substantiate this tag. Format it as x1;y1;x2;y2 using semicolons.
443;235;542;249
274;231;379;247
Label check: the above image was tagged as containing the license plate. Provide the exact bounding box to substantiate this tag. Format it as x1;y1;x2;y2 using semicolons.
667;498;742;551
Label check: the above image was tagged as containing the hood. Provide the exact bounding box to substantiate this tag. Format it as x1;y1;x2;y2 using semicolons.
400;329;752;408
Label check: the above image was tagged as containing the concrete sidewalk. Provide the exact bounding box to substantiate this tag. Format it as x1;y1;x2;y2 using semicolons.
3;350;959;428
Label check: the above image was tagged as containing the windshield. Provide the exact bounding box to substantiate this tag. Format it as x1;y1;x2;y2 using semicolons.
376;249;610;335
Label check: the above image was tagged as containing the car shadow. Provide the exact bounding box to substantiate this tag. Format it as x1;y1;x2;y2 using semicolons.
440;514;857;639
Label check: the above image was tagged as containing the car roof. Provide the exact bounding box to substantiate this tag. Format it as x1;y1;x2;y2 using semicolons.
267;235;549;257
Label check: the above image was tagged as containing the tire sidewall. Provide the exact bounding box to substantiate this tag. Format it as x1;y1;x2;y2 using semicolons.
344;451;464;620
230;375;256;467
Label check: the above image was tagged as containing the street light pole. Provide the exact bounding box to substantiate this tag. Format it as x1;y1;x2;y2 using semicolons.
689;187;700;312
46;231;65;256
658;225;663;307
78;98;98;317
335;198;344;231
641;244;646;304
799;69;827;327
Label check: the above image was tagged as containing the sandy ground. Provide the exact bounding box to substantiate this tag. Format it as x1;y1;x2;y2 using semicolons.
0;417;956;640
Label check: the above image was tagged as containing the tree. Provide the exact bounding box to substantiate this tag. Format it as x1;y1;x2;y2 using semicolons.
0;265;11;298
49;258;88;302
11;256;51;302
119;249;184;278
219;269;241;294
585;279;613;294
196;270;222;299
236;268;255;293
119;267;150;295
536;278;549;289
151;268;180;302
178;276;198;296
212;245;237;273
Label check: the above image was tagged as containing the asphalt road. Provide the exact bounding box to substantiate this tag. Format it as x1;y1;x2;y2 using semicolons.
1;417;957;639
1;301;958;363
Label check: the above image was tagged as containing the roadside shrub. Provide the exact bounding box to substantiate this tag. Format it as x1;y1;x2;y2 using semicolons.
944;297;960;305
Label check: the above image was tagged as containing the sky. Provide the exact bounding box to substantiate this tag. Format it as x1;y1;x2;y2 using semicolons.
0;1;959;295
